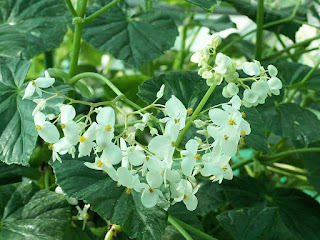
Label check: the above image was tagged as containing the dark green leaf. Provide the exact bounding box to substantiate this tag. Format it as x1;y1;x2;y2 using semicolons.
82;0;178;68
258;103;320;146
242;107;270;153
217;207;292;240
186;0;217;11
220;176;320;240
0;182;70;240
0;163;31;185
50;154;168;240
63;224;96;240
0;0;68;59
198;15;236;32
0;57;37;165
223;0;307;41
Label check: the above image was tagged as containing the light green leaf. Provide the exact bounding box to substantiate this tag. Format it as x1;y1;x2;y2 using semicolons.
50;154;168;240
0;0;68;59
223;0;307;41
82;0;178;68
258;103;320;146
0;182;70;240
197;15;236;32
186;0;217;11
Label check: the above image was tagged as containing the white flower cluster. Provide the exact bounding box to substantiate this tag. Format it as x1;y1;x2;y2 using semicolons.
191;34;283;107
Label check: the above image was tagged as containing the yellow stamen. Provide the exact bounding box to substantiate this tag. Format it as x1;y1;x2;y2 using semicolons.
228;119;235;125
96;160;102;168
105;124;112;131
48;144;53;150
187;108;193;115
149;187;154;193
145;156;149;161
174;118;178;124
84;213;89;219
241;112;246;118
79;136;85;143
221;166;228;171
126;188;131;194
194;154;201;160
35;125;41;130
171;141;175;147
31;80;36;86
224;135;229;140
183;194;187;199
60;123;65;129
240;130;246;137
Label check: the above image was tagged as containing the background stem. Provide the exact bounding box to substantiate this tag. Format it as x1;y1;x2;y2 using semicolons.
255;0;264;60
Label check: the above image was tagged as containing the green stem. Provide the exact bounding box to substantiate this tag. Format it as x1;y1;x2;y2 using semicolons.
69;72;123;96
266;166;307;181
84;0;123;24
168;216;193;240
263;35;320;61
285;60;320;102
173;25;187;70
267;147;320;160
231;158;254;170
65;0;78;18
255;0;264;60
175;84;217;148
186;26;201;53
275;34;294;60
44;167;50;190
169;216;218;240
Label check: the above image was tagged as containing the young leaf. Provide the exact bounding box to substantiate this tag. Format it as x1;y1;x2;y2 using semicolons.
50;154;168;240
0;182;70;240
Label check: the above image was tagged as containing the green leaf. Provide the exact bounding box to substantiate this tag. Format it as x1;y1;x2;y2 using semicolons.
242;107;270;153
0;182;70;240
63;224;96;240
258;103;320;146
220;176;320;240
197;15;236;32
0;57;37;165
223;0;307;41
0;163;31;185
217;207;292;240
82;0;178;68
50;154;168;240
0;0;68;59
186;0;217;11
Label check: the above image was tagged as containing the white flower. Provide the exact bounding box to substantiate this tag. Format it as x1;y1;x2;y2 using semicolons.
181;139;200;176
228;95;241;110
117;167;143;192
34;112;60;143
23;71;55;99
267;65;278;77
76;204;90;230
32;99;46;116
214;53;232;75
242;62;260;76
100;142;122;165
174;179;198;211
268;77;282;95
243;88;259;104
84;156;119;181
60;105;79;145
226;82;239;96
141;170;163;208
157;84;165;98
251;80;269;104
164;95;187;130
51;137;72;162
78;122;97;157
95;107;115;148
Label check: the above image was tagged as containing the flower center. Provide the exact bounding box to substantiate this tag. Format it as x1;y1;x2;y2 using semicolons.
183;194;187;199
126;188;131;194
145;156;149;161
105;124;112;131
194;154;201;160
96;160;102;168
48;144;53;150
221;166;228;171
174;118;178;124
149;187;154;193
60;123;65;129
241;112;246;118
228;118;235;125
187;108;193;115
35;125;41;130
84;213;89;219
224;135;229;140
79;136;85;143
240;130;246;137
31;80;36;86
171;141;175;147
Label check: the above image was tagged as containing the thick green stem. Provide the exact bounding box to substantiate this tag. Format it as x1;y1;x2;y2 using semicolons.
44;167;50;190
175;84;217;148
69;72;122;96
263;35;320;61
169;216;218;240
168;216;193;240
65;0;78;18
267;147;320;160
84;0;123;24
231;158;254;170
255;0;264;60
69;22;83;77
173;25;187;70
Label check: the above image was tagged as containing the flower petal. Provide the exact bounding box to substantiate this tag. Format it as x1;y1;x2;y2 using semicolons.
60;105;76;123
22;82;35;99
96;107;115;126
38;122;60;143
141;188;159;208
